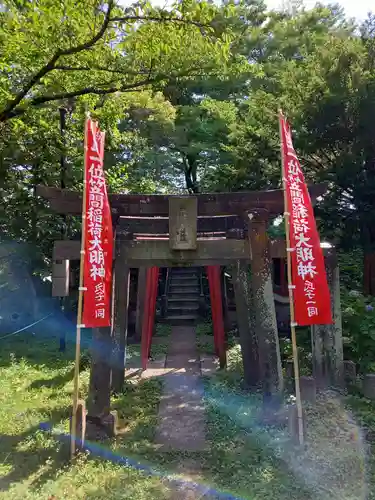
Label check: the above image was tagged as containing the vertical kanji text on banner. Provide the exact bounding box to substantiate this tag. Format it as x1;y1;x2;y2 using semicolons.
280;114;332;326
82;118;113;328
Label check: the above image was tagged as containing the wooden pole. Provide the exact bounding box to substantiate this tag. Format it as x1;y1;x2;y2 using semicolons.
70;115;89;458
59;106;68;353
279;109;304;445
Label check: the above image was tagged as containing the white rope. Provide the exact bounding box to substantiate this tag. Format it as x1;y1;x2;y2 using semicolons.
0;312;54;341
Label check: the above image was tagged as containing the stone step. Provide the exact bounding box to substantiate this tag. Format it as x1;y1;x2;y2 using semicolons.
169;286;199;294
170;268;199;275
170;275;198;281
170;274;199;281
169;280;199;288
167;308;200;317
168;303;199;311
167;297;199;304
165;314;199;324
168;295;200;302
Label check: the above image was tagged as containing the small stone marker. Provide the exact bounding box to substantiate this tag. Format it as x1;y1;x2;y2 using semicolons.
363;374;375;400
300;376;317;404
344;360;357;385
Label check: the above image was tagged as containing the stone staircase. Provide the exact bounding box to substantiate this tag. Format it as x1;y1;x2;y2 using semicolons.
165;267;201;324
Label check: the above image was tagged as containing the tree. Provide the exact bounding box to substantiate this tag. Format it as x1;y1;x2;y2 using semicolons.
0;0;234;121
0;0;241;270
115;0;268;193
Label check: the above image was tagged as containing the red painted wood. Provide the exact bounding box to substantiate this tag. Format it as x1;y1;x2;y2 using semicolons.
207;266;226;368
141;267;159;370
141;268;152;370
147;267;159;358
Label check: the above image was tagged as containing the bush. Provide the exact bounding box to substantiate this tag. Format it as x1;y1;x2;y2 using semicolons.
279;335;312;376
342;290;375;373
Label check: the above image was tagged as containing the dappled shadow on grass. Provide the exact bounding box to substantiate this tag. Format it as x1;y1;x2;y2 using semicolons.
5;330;367;500
28;367;75;390
0;330;75;371
0;360;171;498
0;333;78;497
0;356;300;500
112;378;163;457
0;406;71;494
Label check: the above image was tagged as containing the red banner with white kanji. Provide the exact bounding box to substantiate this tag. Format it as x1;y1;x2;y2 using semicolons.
280;114;332;326
82;118;113;327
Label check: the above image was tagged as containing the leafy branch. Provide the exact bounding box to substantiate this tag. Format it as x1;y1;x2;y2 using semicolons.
111;15;209;30
0;2;212;122
53;66;151;75
0;0;115;121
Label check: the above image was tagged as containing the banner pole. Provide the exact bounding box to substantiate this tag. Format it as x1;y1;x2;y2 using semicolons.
70;115;89;458
279;109;304;445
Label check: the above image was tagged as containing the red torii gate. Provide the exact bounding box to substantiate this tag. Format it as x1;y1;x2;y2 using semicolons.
37;183;336;437
140;265;225;370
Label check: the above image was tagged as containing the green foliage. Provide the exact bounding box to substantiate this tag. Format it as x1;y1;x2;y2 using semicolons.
0;333;172;499
0;0;240;271
0;0;233;121
279;331;312;377
154;323;171;337
1;0;375;283
338;249;363;290
267;218;286;239
342;290;375;373
196;321;213;336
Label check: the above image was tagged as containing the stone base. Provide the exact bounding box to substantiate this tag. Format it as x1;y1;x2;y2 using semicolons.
86;410;118;440
300;376;316;405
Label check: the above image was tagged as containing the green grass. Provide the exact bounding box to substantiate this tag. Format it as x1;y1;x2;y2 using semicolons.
196;322;213;337
195;322;239;356
199;345;372;500
202;376;312;499
155;324;172;338
2;331;373;500
126;324;171;365
0;334;172;499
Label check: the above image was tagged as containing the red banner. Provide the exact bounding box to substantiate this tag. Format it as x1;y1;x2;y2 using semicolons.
82;118;113;327
280;114;332;326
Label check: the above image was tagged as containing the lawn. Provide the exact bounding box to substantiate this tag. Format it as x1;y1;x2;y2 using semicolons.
202;345;372;500
0;330;172;500
1;325;374;500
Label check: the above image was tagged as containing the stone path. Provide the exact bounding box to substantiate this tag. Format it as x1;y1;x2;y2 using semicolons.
155;325;207;452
